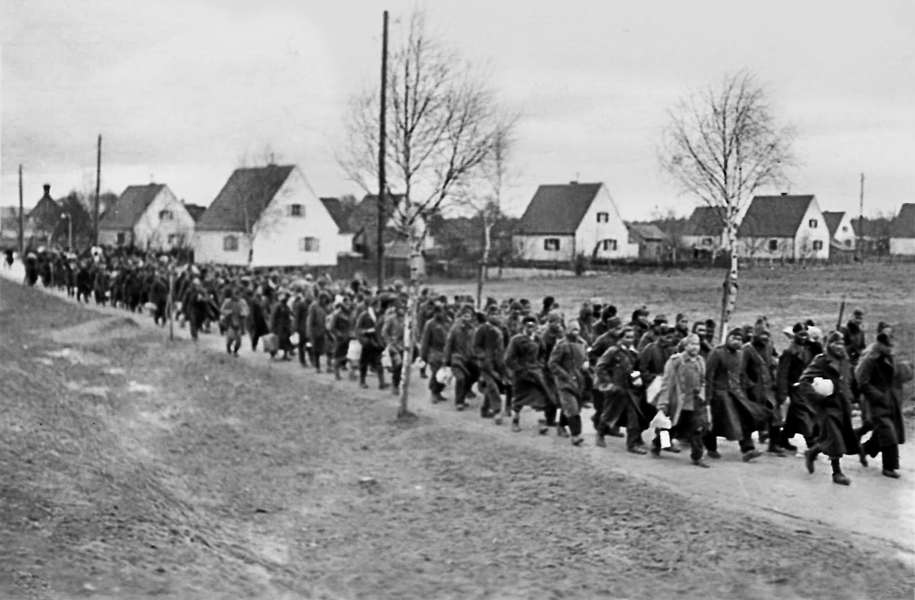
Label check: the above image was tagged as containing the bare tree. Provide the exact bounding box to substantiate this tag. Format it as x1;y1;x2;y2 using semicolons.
339;10;514;418
660;71;794;342
457;123;517;306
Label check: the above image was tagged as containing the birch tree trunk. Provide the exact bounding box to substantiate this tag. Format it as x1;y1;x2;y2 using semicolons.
397;228;423;418
719;217;739;344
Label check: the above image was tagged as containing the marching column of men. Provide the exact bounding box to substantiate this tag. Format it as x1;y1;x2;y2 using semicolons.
19;247;912;486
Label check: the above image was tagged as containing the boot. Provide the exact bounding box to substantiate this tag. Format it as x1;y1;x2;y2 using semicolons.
378;370;388;390
334;365;341;381
595;434;607;448
832;472;851;485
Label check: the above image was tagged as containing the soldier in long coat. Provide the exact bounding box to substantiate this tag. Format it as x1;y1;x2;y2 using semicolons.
703;329;766;461
420;305;450;403
855;326;910;478
381;304;405;394
548;320;588;446
293;291;312;367
777;324;814;451
799;331;860;485
443;305;478;410
328;297;353;380
355;298;387;390
504;315;555;432
307;294;330;373
595;326;650;453
270;291;294;360
472;309;507;419
219;287;248;355
741;327;783;455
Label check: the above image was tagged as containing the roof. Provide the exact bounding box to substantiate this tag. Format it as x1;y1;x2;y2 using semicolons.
891;203;915;238
627;223;667;242
347;193;407;254
196;165;295;231
27;195;61;228
320;197;357;233
738;194;815;237
822;211;845;237
516;183;602;235
99;184;165;230
682;206;725;236
184;203;207;222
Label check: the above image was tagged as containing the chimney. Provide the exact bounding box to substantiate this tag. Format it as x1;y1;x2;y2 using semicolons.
42;183;51;198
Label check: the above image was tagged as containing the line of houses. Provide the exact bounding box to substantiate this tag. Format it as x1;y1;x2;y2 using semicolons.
2;168;914;265
512;182;915;262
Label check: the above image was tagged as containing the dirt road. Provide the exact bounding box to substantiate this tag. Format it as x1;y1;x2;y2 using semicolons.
1;269;913;599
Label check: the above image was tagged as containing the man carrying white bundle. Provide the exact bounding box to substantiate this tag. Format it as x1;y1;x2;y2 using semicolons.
799;331;860;485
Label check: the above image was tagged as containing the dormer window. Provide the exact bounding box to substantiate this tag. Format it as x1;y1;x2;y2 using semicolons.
596;212;609;223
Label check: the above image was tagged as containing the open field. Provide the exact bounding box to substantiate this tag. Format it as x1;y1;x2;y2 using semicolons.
1;267;914;599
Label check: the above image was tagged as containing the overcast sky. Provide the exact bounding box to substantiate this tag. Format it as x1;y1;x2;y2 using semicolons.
2;0;913;219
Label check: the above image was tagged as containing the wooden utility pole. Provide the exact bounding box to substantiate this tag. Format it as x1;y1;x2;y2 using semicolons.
167;266;175;341
18;165;24;257
857;173;864;260
376;10;389;289
94;134;102;246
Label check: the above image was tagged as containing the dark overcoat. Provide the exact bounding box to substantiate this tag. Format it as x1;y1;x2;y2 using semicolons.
706;345;769;441
856;343;906;447
504;333;553;410
798;353;860;457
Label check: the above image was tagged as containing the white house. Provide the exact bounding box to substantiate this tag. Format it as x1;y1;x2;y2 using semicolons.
823;211;857;252
889;203;915;256
99;184;195;249
512;182;638;261
736;194;830;260
194;164;351;267
681;206;727;254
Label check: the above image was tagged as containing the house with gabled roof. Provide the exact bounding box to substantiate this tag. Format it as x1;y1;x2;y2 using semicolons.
681;206;727;254
822;211;857;251
512;182;637;261
26;184;61;247
889;203;915;256
626;223;668;260
99;183;194;249
194;164;351;267
736;193;829;260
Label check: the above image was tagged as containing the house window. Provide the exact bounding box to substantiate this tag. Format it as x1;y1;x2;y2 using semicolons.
841;225;848;232
223;235;239;251
812;240;823;251
288;204;304;217
768;239;779;251
116;232;126;245
602;239;618;251
168;233;183;246
844;239;852;247
299;237;319;252
543;238;560;251
808;219;818;228
702;237;713;246
596;212;609;223
159;209;174;221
